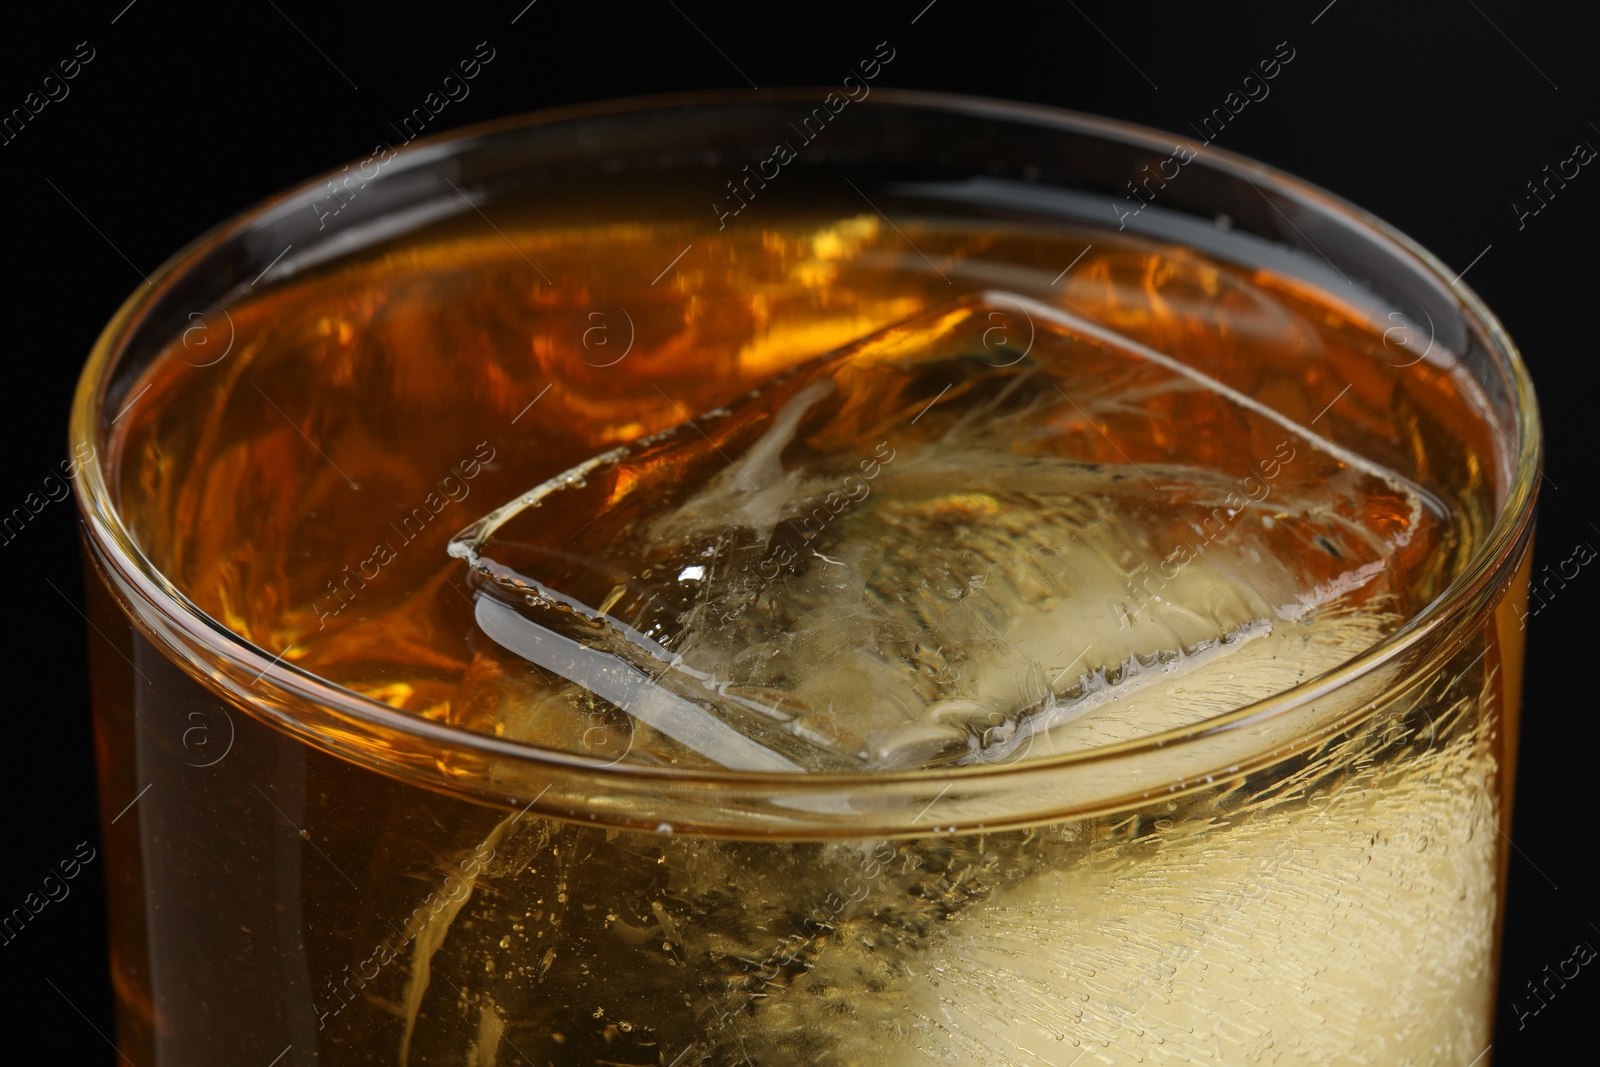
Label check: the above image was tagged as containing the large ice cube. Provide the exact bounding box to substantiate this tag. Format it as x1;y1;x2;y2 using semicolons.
448;292;1441;772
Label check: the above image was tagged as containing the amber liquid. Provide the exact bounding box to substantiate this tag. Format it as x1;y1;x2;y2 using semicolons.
92;208;1520;1065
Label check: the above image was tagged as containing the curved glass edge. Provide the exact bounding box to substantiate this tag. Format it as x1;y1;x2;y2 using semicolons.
69;90;1542;832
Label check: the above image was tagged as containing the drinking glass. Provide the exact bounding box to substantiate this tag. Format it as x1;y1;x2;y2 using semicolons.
72;91;1539;1066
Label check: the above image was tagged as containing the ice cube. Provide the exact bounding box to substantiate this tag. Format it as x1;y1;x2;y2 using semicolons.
448;292;1441;771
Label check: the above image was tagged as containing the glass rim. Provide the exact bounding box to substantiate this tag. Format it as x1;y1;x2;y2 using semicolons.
70;87;1542;801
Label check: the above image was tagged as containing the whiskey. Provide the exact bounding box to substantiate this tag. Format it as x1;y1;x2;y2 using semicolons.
100;199;1516;1066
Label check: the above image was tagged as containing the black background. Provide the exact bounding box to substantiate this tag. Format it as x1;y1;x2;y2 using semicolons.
2;1;1595;1062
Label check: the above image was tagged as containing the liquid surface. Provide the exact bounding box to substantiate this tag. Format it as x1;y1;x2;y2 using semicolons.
115;214;1495;768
